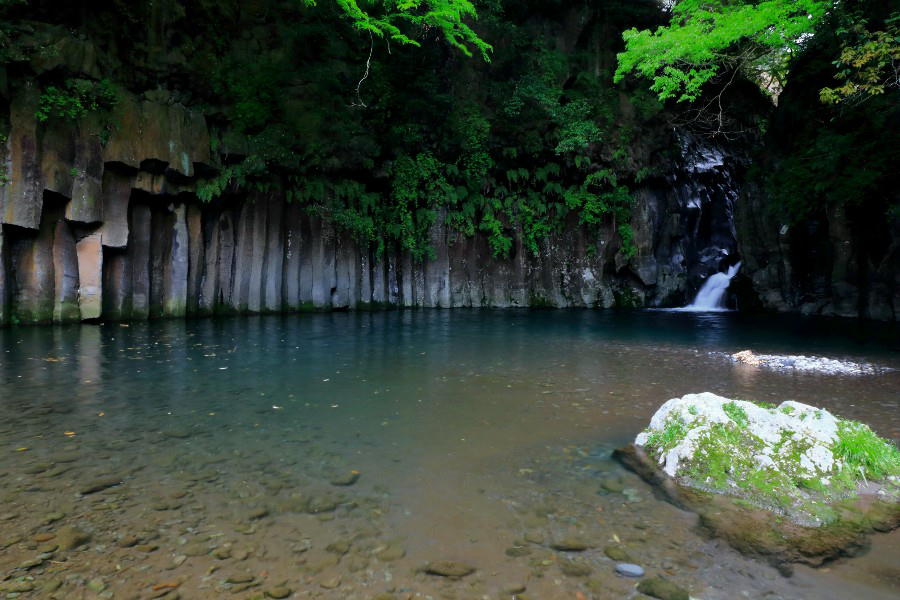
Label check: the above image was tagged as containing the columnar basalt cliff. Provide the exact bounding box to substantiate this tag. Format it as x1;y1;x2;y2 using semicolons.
0;86;745;324
1;3;896;325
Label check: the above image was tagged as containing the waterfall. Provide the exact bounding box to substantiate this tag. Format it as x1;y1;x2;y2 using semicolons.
681;262;741;311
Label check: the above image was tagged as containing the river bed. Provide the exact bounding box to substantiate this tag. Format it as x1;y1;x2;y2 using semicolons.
1;310;898;599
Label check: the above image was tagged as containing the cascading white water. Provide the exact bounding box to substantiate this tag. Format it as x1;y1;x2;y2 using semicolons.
682;261;741;311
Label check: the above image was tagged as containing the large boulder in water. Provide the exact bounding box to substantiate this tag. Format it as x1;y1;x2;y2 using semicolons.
616;392;900;572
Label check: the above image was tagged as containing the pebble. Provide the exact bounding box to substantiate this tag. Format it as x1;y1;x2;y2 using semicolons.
182;542;209;557
559;558;592;577
325;539;351;555
56;525;91;550
550;537;591;551
19;557;44;569
600;477;625;493
604;545;632;562
265;586;292;598
424;561;476;578
79;475;123;495
615;563;645;578
375;544;406;562
329;470;360;486
637;576;690;600
319;575;341;589
246;507;269;520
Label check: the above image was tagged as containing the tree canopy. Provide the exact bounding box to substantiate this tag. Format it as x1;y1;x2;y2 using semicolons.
614;0;830;102
303;0;492;60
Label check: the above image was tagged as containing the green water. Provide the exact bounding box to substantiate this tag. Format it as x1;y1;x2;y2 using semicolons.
1;310;898;599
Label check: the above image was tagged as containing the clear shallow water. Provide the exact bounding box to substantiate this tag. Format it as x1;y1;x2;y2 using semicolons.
0;310;898;599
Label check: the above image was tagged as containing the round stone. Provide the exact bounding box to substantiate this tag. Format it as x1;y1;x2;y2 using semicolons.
615;563;645;578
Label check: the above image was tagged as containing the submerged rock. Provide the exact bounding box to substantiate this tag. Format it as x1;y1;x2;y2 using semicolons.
617;392;900;570
423;560;476;578
637;576;689;600
56;525;91;550
550;536;591;551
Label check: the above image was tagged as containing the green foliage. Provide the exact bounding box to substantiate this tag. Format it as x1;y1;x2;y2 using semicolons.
303;0;492;60
615;0;830;101
189;1;653;262
833;420;900;482
35;79;118;123
820;14;900;104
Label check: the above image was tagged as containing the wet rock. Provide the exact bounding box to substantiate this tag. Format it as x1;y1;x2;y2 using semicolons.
604;545;632;562
637;576;689;600
20;556;44;569
559;558;592;577
600;477;625;493
346;554;369;572
43;512;65;524
0;579;35;593
505;545;531;557
615;563;645;578
304;555;340;573
118;535;139;548
306;495;338;514
504;583;527;594
225;573;256;584
374;544;406;562
56;525;91;550
326;539;351;555
182;542;209;556
79;475;123;495
319;575;341;589
136;543;160;552
23;462;53;474
213;547;233;560
34;532;55;542
523;531;544;545
86;578;106;593
245;506;269;520
550;537;591;551
265;587;292;599
330;470;360;486
423;561;476;578
44;465;72;478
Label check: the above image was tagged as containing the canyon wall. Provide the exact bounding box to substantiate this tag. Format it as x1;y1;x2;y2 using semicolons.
0;87;743;324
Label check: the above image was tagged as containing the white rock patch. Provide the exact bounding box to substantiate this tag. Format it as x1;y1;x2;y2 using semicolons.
635;393;839;479
729;350;890;376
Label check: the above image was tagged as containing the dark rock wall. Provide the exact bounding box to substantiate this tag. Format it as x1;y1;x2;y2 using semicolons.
736;186;900;320
0;87;746;324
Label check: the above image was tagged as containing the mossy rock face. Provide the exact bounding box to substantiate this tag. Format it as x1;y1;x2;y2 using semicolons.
632;393;900;526
615;443;900;572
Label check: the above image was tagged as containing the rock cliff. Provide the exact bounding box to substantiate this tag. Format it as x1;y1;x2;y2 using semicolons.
0;84;745;324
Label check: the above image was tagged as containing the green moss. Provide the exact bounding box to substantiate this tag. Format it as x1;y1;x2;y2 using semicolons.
644;417;688;454
723;401;749;428
834;420;900;481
